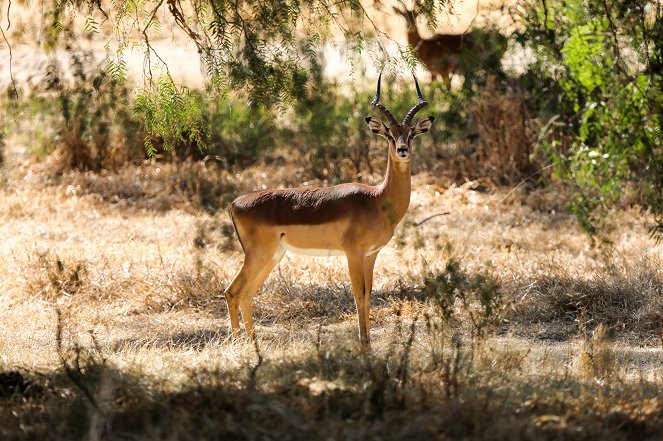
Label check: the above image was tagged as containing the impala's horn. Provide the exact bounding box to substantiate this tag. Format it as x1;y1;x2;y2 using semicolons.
371;71;399;127
403;74;428;126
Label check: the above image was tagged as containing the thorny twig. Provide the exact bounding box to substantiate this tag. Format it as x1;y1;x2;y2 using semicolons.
1;0;17;98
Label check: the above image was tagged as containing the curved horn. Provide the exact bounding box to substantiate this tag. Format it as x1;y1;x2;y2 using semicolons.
371;72;399;127
403;74;428;125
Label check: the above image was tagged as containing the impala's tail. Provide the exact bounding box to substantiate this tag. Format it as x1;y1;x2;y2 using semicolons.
229;203;246;253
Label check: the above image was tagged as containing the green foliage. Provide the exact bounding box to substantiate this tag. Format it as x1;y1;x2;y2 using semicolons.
32;0;461;107
202;93;277;166
34;48;146;171
520;0;663;238
423;257;503;337
561;23;608;93
135;85;277;165
291;82;371;181
135;77;205;157
458;28;509;90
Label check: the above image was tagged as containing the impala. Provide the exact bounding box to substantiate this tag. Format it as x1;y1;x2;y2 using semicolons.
223;74;434;346
394;5;470;88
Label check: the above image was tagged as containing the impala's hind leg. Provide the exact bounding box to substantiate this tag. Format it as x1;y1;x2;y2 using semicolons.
224;269;245;336
224;224;281;338
239;247;285;337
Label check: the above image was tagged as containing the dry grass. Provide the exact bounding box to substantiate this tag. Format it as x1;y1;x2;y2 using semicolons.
468;77;539;184
2;1;660;435
1;158;662;439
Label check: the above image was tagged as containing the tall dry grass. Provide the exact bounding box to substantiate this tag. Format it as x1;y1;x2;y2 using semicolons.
1;152;662;439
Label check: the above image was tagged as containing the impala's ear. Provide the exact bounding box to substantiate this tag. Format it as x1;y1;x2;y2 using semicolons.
411;116;434;138
365;116;390;139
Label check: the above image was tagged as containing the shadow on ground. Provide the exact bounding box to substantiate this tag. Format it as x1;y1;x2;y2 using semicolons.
2;342;662;441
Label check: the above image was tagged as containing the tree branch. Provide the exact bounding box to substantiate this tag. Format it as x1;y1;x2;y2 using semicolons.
1;0;17;98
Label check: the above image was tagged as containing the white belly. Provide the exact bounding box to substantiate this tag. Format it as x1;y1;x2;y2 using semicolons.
365;245;385;256
280;238;345;257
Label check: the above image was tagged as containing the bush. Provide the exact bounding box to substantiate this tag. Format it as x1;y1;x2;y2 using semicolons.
36;47;147;172
290;83;372;182
517;0;663;237
458;28;509;90
200;92;278;167
136;79;278;167
423;257;504;338
469;78;538;184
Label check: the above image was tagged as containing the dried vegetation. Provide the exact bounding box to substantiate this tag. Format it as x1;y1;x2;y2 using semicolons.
1;155;662;440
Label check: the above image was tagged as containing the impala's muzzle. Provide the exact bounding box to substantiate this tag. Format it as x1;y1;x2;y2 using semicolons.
396;144;409;158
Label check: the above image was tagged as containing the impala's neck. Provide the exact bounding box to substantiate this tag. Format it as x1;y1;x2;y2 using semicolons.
378;153;411;227
407;19;421;47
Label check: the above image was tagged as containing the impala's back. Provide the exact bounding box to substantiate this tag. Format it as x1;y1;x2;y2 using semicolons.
230;183;390;256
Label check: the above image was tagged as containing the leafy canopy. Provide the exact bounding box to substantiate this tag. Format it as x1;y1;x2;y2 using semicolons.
518;0;662;238
28;0;451;103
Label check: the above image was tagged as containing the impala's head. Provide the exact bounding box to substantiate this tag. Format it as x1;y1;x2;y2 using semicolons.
365;73;434;163
393;6;417;28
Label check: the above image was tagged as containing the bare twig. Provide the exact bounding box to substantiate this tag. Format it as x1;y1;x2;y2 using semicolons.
414;212;450;226
601;0;622;66
248;338;264;390
168;0;203;51
462;0;480;35
140;0;176;87
1;0;17;99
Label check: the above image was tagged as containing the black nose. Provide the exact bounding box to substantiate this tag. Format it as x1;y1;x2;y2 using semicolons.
397;146;408;157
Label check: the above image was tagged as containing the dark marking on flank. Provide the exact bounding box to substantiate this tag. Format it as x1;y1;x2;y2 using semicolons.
232;184;381;226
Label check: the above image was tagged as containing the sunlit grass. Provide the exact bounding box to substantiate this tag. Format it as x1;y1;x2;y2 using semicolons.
1;158;661;438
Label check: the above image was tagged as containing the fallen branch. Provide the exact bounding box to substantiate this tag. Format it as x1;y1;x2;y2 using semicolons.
414;212;450;226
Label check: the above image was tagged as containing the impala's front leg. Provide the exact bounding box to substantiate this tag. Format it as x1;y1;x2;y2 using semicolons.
363;253;378;341
346;251;370;347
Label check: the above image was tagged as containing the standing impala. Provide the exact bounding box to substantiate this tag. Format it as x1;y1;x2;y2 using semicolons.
394;6;470;88
223;74;434;346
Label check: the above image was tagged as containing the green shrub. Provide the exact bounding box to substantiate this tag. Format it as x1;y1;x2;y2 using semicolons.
30;48;147;172
423;257;504;338
517;0;663;237
290;83;371;182
458;28;509;90
137;81;278;167
201;92;278;167
134;77;206;158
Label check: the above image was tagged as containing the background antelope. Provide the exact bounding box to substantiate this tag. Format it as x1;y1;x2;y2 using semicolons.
223;74;434;346
393;5;470;87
